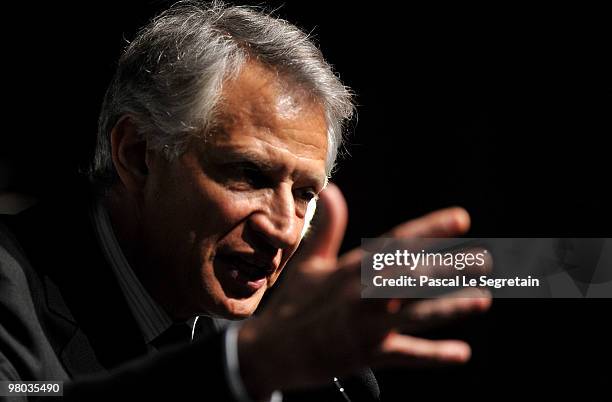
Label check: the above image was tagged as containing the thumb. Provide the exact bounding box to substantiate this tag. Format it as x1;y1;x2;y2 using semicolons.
293;182;348;264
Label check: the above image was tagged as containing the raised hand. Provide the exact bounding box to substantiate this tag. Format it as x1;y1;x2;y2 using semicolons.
238;184;491;397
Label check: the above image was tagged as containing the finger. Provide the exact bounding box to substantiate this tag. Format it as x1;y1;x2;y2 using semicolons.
388;207;471;238
338;207;471;270
374;333;472;368
394;288;492;333
291;183;348;266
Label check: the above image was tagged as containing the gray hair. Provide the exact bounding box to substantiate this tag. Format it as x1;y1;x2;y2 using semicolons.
90;0;354;187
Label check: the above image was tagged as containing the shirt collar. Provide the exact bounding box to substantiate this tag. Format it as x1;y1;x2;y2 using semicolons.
90;198;173;345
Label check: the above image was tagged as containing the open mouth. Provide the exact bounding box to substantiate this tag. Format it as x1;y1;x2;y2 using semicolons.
216;253;275;293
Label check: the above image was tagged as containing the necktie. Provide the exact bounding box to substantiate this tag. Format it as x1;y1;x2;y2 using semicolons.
151;322;192;351
192;315;221;341
152;316;229;351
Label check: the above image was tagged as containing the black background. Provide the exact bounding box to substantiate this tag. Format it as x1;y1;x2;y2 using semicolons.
2;1;610;400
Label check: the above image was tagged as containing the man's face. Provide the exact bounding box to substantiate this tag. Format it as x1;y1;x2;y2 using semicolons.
140;62;328;319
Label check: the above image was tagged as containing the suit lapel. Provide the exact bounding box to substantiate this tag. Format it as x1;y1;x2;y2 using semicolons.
14;189;148;376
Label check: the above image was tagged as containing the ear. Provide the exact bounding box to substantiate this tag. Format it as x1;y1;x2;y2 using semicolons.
110;115;149;193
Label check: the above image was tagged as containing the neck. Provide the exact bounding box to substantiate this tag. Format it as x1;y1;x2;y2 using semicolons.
103;186;193;321
104;186;141;267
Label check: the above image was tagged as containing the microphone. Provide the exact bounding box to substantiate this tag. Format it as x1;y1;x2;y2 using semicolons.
335;368;381;402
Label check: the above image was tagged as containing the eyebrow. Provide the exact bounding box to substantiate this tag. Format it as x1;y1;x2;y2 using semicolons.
221;149;275;170
214;147;327;189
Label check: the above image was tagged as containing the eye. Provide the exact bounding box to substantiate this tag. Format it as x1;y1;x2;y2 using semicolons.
229;162;271;189
295;188;317;203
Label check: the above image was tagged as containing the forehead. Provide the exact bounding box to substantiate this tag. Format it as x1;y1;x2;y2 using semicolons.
207;62;328;167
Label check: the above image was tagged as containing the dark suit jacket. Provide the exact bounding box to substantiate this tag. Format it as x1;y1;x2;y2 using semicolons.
0;188;379;401
0;189;239;401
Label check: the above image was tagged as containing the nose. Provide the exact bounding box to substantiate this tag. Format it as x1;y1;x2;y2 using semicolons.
248;186;300;250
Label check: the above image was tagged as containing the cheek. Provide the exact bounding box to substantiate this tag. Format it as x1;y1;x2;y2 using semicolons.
165;164;252;238
191;181;261;237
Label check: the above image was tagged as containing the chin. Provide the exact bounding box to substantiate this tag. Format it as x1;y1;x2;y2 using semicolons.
215;292;265;320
